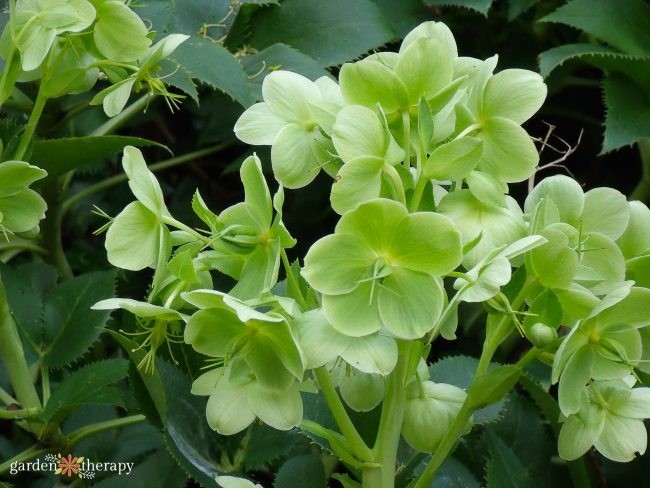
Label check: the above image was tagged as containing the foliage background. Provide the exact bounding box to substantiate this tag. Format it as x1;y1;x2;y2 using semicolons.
1;0;649;486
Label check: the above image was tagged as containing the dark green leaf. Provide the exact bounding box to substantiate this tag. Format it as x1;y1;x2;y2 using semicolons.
30;136;170;178
507;0;538;20
602;73;650;153
158;361;225;487
423;0;494;16
168;37;255;107
247;0;395;67
39;359;128;424
42;271;116;368
93;449;187;488
137;0;231;36
274;454;326;488
371;0;430;38
541;0;650;57
485;430;536;488
427;456;481;488
244;423;303;470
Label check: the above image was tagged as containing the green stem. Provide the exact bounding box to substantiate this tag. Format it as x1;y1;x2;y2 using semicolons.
514;347;542;369
409;177;427;213
281;248;308;310
90;95;152;137
0;446;51;474
383;165;406;206
314;367;372;461
14;88;47;160
0;278;41;410
414;278;536;488
362;341;412;488
62;143;232;214
0;406;40;419
65;414;145;447
630;138;650;204
0;386;17;405
40;363;51;406
402;110;411;166
41;181;74;280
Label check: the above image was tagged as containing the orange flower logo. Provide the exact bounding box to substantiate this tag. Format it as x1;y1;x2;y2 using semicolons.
54;453;84;478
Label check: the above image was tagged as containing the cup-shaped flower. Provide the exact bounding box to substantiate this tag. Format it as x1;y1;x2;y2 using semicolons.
559;379;650;462
402;380;466;452
0;161;47;236
302;199;462;339
234;71;339;188
553;287;650;415
182;289;304;393
192;364;303;435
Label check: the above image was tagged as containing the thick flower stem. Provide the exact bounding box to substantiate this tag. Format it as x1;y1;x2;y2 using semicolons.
362;341;412;488
630;138;650;204
14;87;47;161
0;277;41;411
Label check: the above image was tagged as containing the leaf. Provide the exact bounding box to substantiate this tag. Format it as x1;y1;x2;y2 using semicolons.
243;423;303;470
538;43;614;78
485;430;536;488
507;0;537;20
274;454;326;488
158;361;225;487
168;37;255;107
241;43;330;100
39;359;128;424
371;0;430;38
540;0;650;57
423;0;494;16
93;449;187;488
466;365;520;411
429;355;507;424
602;74;650;153
30;136;169;178
41;271;116;368
137;0;231;37
247;0;395;67
426;456;480;487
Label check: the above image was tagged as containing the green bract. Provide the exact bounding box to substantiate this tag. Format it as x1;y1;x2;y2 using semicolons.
302;198;462;339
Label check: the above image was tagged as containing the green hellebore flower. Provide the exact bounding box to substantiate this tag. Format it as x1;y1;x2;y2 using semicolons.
336;363;385;412
192;365;303;435
302;198;462;339
89;0;151;62
182;289;305;393
402;380;466;452
234;71;340;188
559;379;650;462
0;161;47;237
553;287;650;415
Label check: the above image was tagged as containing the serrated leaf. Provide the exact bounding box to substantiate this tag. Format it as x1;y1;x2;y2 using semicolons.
485;430;536;488
168;37;255;107
423;0;494;16
243;423;303;470
427;456;481;488
30;136;170;178
92;449;187;488
429;355;507;424
39;359;128;424
158;361;226;487
507;0;537;20
274;454;326;488
137;0;231;37
247;0;395;67
41;271;116;368
602;73;650;153
371;0;430;38
540;0;650;57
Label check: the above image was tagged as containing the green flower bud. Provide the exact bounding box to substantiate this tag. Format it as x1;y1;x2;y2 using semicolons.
526;322;557;348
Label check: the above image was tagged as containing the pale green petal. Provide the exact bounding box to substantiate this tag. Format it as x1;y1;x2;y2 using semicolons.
271;123;320;188
0;161;47;197
240;154;272;231
315;76;343;105
478;116;539;182
294;309;348;369
338;369;384;412
234;103;287;145
390;212;462;276
465;170;507;208
378;269;444;339
340;334;398;375
610;388;650;418
0;189;46;233
528;226;579;289
400;21;458;58
582;187;630;240
395;37;453;104
617;201;650;259
206;376;255;435
91;298;182;321
458;255;511;303
184;308;243;357
591;331;640;380
482;69;546;123
245;334;296;393
597;288;650;329
302;233;376;295
558;412;602;460
332;105;385;161
191;368;223;396
248;382;303;430
330;156;384;215
255;319;304;380
123;146;169;217
594;416;647;462
322;281;382;337
336;199;408;252
558;347;594;415
20;26;56;71
422;136;482;180
524;175;584;227
216;476;263;488
262;70;319;123
93;0;150;61
339;59;409;112
181;289;229;309
105;201;165;271
577;232;626;296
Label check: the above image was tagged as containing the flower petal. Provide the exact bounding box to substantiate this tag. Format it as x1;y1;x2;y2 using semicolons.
234;103;287;145
262;70;319;123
